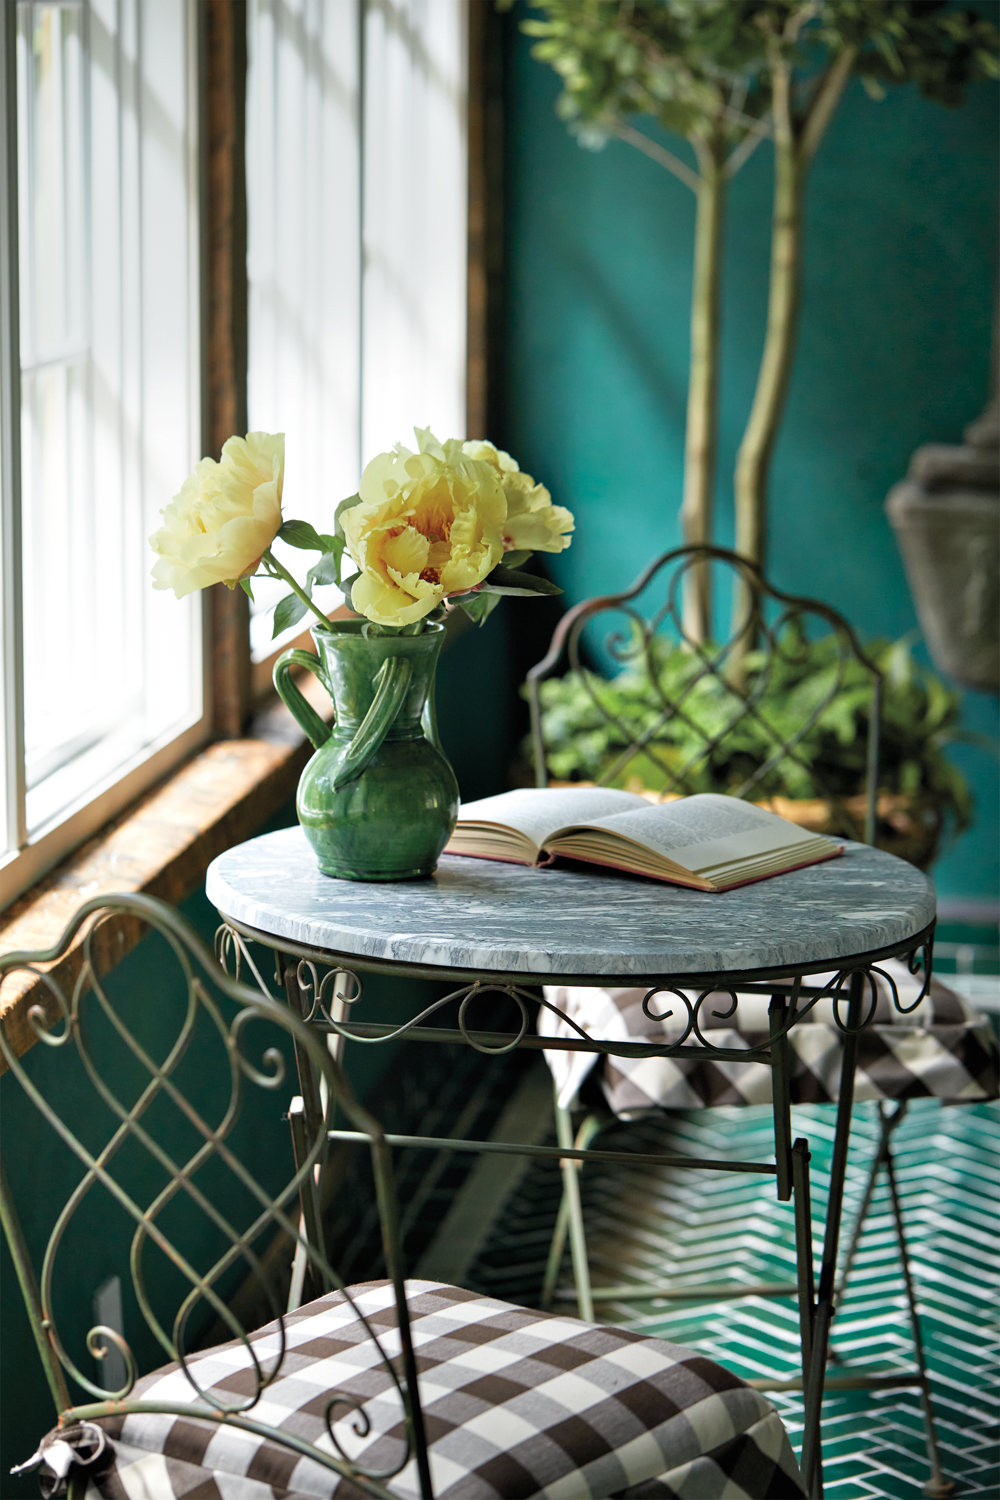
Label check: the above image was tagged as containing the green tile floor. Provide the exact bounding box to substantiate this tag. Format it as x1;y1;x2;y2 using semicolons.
462;1095;999;1498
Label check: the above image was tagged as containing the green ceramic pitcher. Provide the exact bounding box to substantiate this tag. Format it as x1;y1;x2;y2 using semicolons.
273;620;459;881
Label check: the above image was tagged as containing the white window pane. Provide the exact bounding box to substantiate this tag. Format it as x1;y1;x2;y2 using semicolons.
246;0;360;660
17;0;201;839
361;0;468;460
0;3;23;862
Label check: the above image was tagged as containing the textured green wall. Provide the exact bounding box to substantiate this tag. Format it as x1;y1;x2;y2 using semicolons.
498;13;999;907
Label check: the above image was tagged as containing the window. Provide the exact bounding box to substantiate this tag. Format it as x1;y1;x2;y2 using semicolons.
360;0;468;459
0;0;204;908
0;0;471;909
246;0;468;662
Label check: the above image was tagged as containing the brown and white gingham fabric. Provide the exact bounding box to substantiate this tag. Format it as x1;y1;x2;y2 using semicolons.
541;959;999;1114
66;1280;804;1499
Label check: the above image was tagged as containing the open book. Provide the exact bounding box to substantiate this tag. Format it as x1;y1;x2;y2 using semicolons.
444;787;843;892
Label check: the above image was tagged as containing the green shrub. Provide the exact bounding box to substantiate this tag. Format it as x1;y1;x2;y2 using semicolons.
534;631;981;831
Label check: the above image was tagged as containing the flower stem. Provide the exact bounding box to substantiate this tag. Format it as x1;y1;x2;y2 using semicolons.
261;548;331;629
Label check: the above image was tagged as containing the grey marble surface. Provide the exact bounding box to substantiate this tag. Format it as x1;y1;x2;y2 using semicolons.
206;828;936;980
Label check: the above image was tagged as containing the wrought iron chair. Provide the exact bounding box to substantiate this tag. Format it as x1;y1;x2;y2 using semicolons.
0;893;807;1500
526;545;999;1500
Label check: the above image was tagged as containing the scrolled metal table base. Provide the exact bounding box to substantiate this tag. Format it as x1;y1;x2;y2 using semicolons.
214;915;942;1500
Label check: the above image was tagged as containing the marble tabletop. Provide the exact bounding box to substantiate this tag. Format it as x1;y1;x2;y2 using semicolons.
206;828;936;981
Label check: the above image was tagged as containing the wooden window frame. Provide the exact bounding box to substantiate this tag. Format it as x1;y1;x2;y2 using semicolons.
202;0;252;739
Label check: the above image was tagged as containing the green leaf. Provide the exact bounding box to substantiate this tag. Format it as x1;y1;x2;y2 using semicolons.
306;544;345;590
480;565;563;597
936;728;1000;758
334;494;360;542
502;549;532;569
277;519;338;552
239;577;255;602
453;590;502;626
272;592;309;638
899;758;922;795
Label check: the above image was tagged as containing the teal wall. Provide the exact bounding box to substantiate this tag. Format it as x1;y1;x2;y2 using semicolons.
498;12;999;907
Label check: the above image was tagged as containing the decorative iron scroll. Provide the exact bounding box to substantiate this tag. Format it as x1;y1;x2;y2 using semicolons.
216;923;936;1068
0;896;421;1499
525;545;882;846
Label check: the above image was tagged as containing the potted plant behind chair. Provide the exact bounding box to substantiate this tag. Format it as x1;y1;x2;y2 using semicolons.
532;623;995;868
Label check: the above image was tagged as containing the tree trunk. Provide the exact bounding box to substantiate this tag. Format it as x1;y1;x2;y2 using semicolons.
681;137;726;643
731;130;801;644
730;47;856;654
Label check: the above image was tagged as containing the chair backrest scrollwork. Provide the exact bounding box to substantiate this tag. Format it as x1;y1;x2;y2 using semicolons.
0;893;428;1500
527;546;882;846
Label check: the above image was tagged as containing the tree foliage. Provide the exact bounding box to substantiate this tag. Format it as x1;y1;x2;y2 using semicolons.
515;1;998;152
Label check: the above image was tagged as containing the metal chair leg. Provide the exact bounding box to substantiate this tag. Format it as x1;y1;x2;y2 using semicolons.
283;958;350;1311
552;1092;595;1321
832;1101;953;1497
833;1100;906;1313
287;1230;309;1314
541;1181;572;1311
800;970;866;1497
881;1110;954;1499
542;1100;604;1312
287;1094;331;1307
792;1138;816;1389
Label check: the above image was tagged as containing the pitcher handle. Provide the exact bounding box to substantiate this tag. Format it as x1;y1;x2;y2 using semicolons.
332;655;412;792
274;649;332;750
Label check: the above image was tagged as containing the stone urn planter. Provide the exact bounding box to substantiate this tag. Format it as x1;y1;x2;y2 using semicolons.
885;398;999;695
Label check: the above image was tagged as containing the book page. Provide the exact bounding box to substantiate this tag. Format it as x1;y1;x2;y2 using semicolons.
546;792;835;876
454;787;648;849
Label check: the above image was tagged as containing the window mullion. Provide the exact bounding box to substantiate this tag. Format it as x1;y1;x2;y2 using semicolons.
0;2;26;856
201;0;251;737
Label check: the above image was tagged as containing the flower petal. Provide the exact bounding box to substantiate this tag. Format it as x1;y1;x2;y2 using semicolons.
150;433;285;597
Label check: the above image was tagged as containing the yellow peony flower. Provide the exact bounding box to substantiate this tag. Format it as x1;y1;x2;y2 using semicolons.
462;439;574;554
149;432;284;598
341;431;506;626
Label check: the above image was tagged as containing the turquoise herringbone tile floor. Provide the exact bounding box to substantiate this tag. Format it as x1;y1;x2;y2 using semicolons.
466;1097;999;1498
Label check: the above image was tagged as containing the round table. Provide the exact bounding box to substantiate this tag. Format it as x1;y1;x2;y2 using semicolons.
206;827;935;985
207;827;937;1496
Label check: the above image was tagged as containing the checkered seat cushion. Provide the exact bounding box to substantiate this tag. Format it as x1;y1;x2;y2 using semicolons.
541;959;999;1114
60;1281;804;1499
